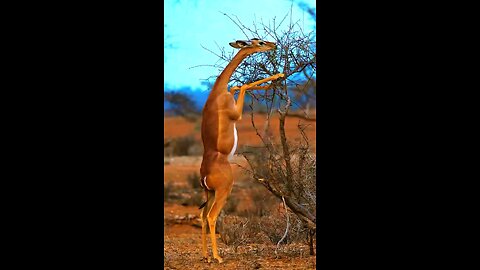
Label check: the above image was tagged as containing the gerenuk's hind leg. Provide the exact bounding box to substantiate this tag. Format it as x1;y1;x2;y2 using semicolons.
206;186;231;263
200;154;234;263
200;190;214;262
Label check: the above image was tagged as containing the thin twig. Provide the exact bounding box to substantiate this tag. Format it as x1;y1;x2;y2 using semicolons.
200;44;228;60
221;12;250;39
188;64;220;70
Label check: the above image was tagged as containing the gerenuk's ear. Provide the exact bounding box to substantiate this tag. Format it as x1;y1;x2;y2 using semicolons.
229;40;253;49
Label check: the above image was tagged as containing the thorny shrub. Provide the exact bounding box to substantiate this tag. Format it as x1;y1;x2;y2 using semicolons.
219;212;315;252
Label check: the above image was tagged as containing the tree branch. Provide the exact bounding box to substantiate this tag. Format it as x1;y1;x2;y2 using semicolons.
275;196;290;258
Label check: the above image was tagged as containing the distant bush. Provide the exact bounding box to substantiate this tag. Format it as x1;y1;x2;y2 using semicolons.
164;182;176;202
164;91;200;122
181;191;204;207
164;135;201;157
188;172;201;190
173;136;195;156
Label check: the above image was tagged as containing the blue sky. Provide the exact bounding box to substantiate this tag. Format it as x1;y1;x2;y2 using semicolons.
164;0;316;91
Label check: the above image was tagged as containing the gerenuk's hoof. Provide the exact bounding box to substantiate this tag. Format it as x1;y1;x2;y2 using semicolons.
213;257;223;263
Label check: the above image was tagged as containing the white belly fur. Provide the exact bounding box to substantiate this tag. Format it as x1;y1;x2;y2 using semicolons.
228;123;238;160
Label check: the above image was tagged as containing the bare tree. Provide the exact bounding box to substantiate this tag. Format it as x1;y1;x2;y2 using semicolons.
202;7;317;254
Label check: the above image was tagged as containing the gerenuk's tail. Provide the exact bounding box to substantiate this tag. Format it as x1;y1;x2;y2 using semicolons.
198;201;207;209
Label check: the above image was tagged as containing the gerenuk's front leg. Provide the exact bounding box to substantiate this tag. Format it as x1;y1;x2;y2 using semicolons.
229;73;284;95
232;73;284;120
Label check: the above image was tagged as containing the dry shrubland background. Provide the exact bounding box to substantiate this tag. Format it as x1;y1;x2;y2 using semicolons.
164;3;316;268
164;109;316;268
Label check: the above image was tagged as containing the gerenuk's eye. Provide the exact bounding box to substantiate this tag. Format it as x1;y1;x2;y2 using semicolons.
258;41;265;46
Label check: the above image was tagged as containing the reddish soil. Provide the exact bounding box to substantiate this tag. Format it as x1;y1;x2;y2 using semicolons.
164;112;316;152
164;224;316;269
164;201;316;269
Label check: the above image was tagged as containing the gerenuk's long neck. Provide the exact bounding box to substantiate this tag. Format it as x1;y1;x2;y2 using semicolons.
209;50;249;96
